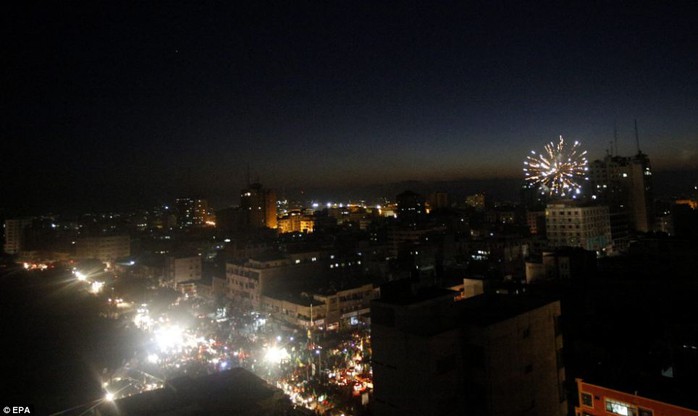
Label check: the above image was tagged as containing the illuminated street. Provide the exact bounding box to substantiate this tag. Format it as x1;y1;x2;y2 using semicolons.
68;266;373;415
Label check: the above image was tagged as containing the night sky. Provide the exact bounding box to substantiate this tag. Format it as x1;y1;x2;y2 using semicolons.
3;2;697;215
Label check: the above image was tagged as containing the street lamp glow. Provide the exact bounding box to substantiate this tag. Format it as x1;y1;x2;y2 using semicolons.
90;281;105;294
155;325;185;352
75;271;86;281
264;346;289;364
105;392;115;401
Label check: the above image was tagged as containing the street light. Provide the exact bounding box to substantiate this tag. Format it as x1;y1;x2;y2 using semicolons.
264;346;289;364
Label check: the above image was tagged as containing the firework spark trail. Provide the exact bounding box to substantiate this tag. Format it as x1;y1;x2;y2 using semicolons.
523;136;588;197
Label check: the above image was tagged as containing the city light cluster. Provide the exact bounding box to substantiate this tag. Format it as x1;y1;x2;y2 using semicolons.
523;136;588;198
155;325;186;352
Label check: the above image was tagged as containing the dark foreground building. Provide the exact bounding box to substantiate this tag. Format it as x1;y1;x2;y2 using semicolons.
371;281;566;416
92;368;292;416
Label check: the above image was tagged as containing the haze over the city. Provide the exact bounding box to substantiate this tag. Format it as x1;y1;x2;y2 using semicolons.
3;2;697;214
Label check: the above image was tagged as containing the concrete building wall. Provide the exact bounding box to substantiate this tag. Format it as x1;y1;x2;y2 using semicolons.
3;218;33;254
462;301;565;416
371;290;463;416
546;203;612;254
372;325;462;416
240;183;277;229
313;283;376;329
463;278;485;298
166;255;202;284
371;292;565;416
260;295;324;329
588;153;654;233
226;258;324;308
75;235;130;263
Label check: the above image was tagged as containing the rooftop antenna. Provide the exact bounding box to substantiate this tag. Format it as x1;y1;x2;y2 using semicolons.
634;119;641;154
613;120;619;156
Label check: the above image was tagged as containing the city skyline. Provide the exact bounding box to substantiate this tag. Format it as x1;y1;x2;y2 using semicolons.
3;2;697;215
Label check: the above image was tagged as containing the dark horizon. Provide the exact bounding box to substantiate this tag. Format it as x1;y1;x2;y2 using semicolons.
2;168;696;219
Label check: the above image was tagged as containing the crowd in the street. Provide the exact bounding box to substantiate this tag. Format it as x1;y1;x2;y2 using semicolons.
88;275;372;416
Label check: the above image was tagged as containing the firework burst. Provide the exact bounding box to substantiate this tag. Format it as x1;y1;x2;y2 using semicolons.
523;136;588;198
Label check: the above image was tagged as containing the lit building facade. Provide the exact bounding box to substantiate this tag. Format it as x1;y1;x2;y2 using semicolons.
546;202;612;254
164;254;202;285
261;282;377;331
226;255;289;307
277;211;315;234
225;254;324;308
175;197;209;228
75;235;130;263
466;193;486;210
575;378;698;416
311;282;376;330
3;218;32;254
260;294;326;330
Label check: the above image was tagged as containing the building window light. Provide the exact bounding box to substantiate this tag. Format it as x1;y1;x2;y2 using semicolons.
606;399;632;416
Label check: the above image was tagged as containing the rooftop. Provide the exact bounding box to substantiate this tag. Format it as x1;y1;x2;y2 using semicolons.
375;279;458;306
96;367;287;416
459;294;559;326
264;291;326;307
